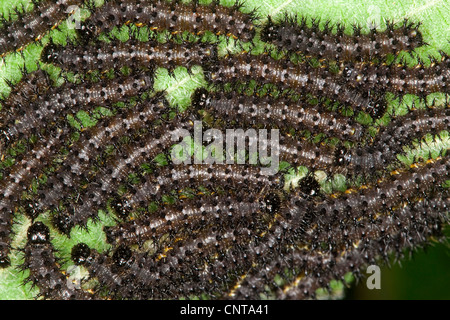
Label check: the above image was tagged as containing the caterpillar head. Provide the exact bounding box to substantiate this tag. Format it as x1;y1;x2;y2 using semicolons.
191;88;210;111
71;243;91;266
27;222;50;245
260;17;278;43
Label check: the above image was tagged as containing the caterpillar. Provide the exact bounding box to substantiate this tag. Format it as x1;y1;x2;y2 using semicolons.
340;53;450;98
379;107;450;146
0;127;70;267
0;69;51;122
93;191;283;299
277;198;448;299
105;192;277;246
68;95;167;176
278;134;337;171
72;243;158;299
150;199;294;299
333;144;388;175
191;88;365;142
42;38;218;73
284;189;449;255
74;219;269;299
71;243;126;295
0;126;70;204
82;0;258;42
20;222;94;300
223;224;311;298
260;15;424;62
335;106;450;175
50;114;195;234
2;71;153;148
292;157;450;227
119;163;284;215
99;193;295;299
0;69;52;154
76;184;448;300
232;191;449;299
191;104;340;172
0;207;13;267
208;52;386;117
0;0;84;55
155;227;275;299
371;107;450;157
32;95;167;218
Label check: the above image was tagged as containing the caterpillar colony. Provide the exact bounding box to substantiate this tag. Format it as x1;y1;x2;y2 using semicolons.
0;0;448;300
